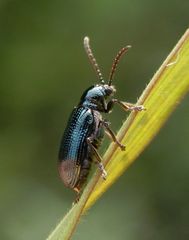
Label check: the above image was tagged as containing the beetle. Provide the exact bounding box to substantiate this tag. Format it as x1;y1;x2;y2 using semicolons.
58;37;145;201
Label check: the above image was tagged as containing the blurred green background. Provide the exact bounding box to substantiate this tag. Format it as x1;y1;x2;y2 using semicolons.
0;0;189;239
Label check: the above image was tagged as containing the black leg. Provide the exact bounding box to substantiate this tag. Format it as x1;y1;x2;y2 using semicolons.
87;137;107;180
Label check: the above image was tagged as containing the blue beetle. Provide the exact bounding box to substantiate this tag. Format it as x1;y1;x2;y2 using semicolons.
58;37;144;201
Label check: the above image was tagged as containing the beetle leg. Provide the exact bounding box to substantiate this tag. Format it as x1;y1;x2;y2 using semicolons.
107;99;146;112
101;120;126;151
72;187;81;205
87;138;107;180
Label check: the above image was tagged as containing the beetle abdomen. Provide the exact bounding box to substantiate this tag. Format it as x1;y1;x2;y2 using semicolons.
58;160;80;188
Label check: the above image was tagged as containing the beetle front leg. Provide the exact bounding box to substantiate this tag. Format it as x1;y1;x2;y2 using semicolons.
87;138;107;180
106;99;145;112
101;120;125;151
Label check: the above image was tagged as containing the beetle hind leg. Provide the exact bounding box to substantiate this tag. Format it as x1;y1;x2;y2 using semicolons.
72;187;81;205
87;138;107;180
72;157;92;204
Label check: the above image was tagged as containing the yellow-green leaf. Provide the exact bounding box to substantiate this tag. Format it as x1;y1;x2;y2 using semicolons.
46;29;189;240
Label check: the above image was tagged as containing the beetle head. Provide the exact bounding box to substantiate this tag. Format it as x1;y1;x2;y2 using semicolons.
79;84;116;111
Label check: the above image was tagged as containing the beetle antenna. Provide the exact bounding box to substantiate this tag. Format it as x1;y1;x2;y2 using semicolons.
84;36;105;84
108;45;131;86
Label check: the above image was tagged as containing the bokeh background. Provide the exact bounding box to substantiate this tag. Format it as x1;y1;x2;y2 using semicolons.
0;0;189;239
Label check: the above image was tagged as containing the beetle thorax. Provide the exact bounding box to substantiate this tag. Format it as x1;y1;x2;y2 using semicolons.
79;84;116;111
